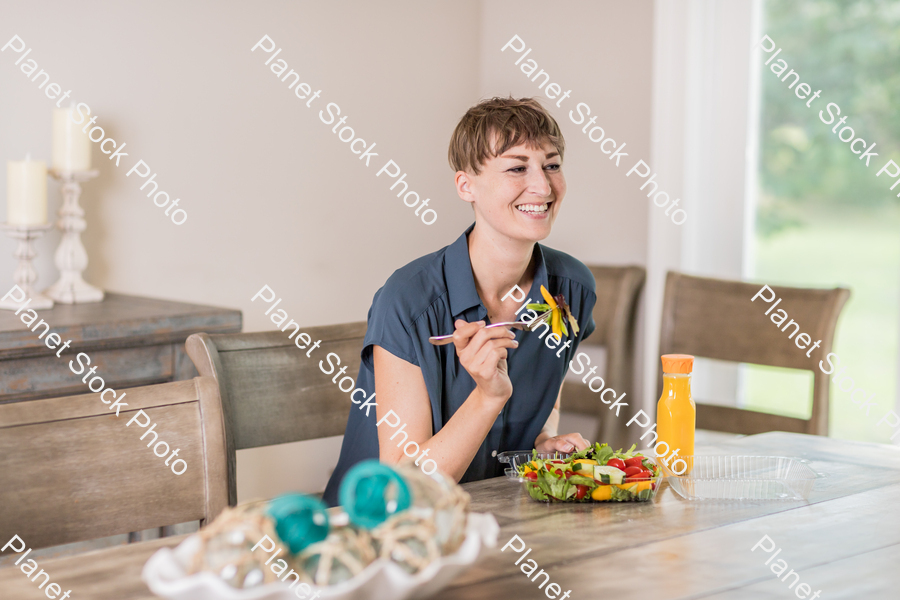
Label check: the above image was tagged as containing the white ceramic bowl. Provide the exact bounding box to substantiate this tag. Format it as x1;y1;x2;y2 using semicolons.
142;513;499;600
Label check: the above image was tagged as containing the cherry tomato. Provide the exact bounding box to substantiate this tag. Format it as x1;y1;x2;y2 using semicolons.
564;471;574;479
624;456;645;469
525;471;538;481
627;470;651;481
574;485;591;500
623;466;642;477
607;458;627;471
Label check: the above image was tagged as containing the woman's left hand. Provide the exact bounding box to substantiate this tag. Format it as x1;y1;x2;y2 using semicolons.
535;432;590;454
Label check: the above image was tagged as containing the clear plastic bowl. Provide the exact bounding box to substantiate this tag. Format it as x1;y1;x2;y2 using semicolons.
660;455;821;500
497;450;573;475
497;451;661;503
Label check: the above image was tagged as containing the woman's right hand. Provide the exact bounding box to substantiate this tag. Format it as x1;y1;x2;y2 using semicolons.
452;319;517;406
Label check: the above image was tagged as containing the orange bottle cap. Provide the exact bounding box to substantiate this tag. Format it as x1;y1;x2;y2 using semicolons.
661;354;694;374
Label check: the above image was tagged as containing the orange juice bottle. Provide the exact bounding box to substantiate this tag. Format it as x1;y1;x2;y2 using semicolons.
656;354;695;475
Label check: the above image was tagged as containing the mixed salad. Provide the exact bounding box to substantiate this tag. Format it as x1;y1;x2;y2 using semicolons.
517;443;660;502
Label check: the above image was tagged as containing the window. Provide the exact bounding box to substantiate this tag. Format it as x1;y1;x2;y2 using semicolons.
743;0;900;442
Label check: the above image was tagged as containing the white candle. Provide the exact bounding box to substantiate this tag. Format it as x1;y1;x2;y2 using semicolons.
7;157;48;225
52;108;91;172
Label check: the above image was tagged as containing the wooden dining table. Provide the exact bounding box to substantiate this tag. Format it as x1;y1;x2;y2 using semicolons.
2;431;898;599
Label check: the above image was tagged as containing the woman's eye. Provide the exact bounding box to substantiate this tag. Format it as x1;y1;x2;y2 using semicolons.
545;163;561;171
508;166;527;173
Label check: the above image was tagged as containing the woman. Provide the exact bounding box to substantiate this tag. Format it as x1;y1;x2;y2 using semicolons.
323;97;597;505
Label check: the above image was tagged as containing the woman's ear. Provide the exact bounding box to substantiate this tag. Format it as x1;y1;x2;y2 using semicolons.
455;170;475;204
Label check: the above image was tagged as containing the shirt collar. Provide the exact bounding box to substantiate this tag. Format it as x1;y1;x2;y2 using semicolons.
528;243;550;305
446;223;550;319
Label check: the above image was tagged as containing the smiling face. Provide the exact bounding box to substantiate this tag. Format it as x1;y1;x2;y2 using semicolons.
455;138;566;244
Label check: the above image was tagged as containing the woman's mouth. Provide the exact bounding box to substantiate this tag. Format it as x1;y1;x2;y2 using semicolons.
516;202;552;215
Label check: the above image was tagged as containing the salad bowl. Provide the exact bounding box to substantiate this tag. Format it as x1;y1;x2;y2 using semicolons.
498;444;662;503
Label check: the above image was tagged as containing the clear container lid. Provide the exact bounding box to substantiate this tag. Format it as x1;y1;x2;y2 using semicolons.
660;455;823;500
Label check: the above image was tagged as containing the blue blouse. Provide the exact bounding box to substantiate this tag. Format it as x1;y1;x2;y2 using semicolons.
323;224;597;506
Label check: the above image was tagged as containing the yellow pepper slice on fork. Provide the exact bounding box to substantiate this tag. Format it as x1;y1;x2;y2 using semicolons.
540;285;557;310
531;285;577;339
541;285;567;337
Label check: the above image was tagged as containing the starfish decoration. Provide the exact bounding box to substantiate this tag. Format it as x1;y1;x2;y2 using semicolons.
526;285;580;338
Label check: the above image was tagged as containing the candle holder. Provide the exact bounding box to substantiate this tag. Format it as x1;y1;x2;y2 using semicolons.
44;169;104;304
0;223;55;310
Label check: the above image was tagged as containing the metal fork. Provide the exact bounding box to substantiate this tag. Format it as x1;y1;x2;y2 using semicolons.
428;310;552;346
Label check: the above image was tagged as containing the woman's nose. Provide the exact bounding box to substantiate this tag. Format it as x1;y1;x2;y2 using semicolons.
526;168;552;197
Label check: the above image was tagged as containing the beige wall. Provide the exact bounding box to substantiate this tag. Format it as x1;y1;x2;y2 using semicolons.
0;0;654;498
479;1;653;265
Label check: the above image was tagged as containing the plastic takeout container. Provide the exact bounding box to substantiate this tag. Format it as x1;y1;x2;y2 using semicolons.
497;451;661;503
661;455;821;500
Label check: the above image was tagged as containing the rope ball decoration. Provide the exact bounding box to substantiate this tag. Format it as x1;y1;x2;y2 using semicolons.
187;460;471;590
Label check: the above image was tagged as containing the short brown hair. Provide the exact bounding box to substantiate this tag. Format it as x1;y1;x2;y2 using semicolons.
448;97;565;175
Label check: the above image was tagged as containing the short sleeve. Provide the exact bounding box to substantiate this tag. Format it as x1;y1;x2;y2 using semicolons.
572;282;597;345
360;284;420;371
540;246;598;359
580;306;596;342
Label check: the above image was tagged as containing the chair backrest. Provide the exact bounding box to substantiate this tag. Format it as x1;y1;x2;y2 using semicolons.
561;265;645;446
0;377;227;553
658;271;850;435
185;322;368;505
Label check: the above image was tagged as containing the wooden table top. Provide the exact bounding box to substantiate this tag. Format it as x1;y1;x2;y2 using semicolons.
0;293;242;359
1;432;897;599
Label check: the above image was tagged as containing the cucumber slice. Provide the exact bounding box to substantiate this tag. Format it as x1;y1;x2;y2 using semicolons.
572;462;599;474
593;465;626;485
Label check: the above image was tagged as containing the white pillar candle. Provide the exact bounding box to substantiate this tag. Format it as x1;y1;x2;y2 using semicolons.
7;158;48;225
52;108;91;172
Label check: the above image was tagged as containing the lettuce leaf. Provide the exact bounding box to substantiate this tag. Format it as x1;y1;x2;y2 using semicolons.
594;444;614;465
528;483;549;501
552;476;575;500
610;486;637;502
570;444;594;461
536;471;559;498
615;444;638;459
537;470;575;500
567;474;595;487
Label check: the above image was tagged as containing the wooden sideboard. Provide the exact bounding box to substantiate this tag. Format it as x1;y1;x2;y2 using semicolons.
0;293;242;404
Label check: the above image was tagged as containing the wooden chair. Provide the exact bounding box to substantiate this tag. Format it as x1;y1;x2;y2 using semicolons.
561;265;645;447
0;377;228;553
658;271;850;436
186;323;368;506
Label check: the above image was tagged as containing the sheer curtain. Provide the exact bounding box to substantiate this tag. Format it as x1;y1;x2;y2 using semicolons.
644;0;761;411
